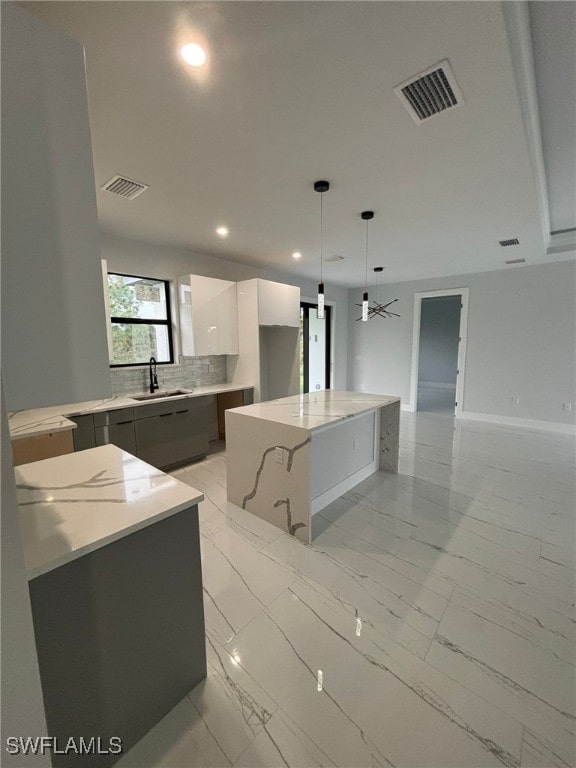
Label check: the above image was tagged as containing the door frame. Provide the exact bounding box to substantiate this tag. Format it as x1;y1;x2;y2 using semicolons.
300;301;332;393
408;287;469;416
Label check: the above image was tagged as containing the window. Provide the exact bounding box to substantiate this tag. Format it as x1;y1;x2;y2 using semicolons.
107;273;174;366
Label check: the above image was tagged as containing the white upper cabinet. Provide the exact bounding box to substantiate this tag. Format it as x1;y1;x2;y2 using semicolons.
178;275;239;356
257;280;300;327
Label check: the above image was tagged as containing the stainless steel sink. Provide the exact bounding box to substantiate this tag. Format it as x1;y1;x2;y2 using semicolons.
132;389;192;401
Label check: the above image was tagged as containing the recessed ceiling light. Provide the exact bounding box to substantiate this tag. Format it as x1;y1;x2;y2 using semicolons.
292;251;302;260
216;226;229;237
180;43;207;67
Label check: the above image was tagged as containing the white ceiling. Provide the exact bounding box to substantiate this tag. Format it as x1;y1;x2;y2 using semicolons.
23;1;575;287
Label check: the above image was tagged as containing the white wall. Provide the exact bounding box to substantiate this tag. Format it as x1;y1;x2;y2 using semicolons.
1;387;50;765
418;296;461;387
1;3;111;411
348;261;576;427
101;231;349;390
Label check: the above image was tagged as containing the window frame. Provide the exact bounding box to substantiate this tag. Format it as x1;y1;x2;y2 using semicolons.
107;271;175;368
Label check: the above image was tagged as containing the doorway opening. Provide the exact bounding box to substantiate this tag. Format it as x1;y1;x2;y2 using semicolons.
300;302;331;394
409;288;469;416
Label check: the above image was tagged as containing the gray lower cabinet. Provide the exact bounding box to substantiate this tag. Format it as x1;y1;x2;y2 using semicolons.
71;398;209;469
93;408;137;455
94;422;137;455
69;414;97;451
29;505;206;768
134;403;208;470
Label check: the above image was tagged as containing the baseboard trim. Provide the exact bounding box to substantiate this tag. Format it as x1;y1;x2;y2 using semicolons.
458;410;576;435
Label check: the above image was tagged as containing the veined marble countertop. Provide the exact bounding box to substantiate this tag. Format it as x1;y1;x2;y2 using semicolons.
229;391;400;432
8;382;254;439
16;444;204;579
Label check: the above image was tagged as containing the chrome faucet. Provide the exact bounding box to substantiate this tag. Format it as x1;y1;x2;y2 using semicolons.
149;357;159;393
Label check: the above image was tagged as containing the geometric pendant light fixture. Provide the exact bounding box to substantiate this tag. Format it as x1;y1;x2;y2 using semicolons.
314;180;330;319
356;259;401;321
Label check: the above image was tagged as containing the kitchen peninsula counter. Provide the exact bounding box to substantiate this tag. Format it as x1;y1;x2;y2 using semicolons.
16;443;203;578
17;444;207;766
226;391;400;544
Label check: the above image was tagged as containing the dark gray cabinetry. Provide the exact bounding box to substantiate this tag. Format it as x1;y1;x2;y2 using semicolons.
94;408;137;455
70;398;209;469
29;505;206;768
69;414;96;451
134;398;208;470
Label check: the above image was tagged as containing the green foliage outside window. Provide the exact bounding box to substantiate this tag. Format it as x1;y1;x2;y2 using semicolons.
108;274;168;366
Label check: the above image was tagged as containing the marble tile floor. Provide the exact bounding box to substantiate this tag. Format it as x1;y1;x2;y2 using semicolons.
117;412;575;768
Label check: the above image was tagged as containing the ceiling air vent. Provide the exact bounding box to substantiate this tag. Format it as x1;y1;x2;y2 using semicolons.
394;59;464;123
499;238;520;247
102;174;149;200
324;255;345;263
505;258;526;265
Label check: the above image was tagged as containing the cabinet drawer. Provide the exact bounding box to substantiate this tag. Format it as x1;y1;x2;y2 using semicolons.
93;407;135;427
135;408;208;470
95;421;137;455
132;396;206;420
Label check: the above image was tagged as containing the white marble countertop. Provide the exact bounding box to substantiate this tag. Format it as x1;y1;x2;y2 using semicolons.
16;444;204;579
8;382;254;439
229;390;400;432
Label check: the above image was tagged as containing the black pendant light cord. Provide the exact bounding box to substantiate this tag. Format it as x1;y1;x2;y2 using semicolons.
314;181;330;304
364;218;369;292
361;211;374;304
320;189;324;285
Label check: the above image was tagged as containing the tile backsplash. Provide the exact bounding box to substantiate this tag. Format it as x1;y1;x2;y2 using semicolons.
110;355;227;396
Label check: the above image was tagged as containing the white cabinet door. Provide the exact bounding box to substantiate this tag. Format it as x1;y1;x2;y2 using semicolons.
257;280;300;327
178;276;239;356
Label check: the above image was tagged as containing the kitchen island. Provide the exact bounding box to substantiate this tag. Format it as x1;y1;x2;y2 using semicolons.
17;444;206;767
226;391;400;544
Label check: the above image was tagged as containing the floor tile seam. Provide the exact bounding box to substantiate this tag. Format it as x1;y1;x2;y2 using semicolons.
423;585;455;662
202;637;283;732
450;585;576;639
315;511;414;549
314;533;455;603
388;548;574;628
444;592;576;669
408;525;545;568
207;537;296;612
423;647;569;753
305;541;445;625
203;587;240;643
185;694;234;767
229;736;256;768
398;535;576;606
275;573;527;768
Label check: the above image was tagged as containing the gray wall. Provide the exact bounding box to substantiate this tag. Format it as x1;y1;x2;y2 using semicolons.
348;260;576;426
1;387;50;766
101;231;349;391
418;296;461;387
1;3;111;411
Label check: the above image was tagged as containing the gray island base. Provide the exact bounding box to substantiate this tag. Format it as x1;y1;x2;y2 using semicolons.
226;391;400;544
17;445;206;767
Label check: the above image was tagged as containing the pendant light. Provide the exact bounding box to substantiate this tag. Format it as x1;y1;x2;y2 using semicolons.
361;211;374;322
370;266;401;319
314;180;329;319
